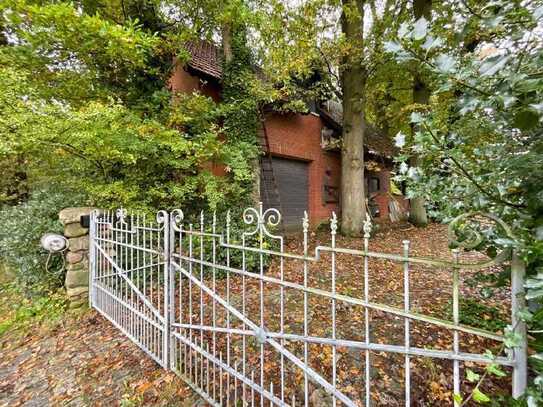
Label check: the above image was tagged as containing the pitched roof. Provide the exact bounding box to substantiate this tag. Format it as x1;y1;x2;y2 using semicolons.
318;100;396;158
182;42;395;158
185;41;222;80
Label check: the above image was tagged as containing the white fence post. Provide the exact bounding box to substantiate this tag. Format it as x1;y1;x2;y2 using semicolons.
88;211;95;308
162;211;171;369
511;251;527;398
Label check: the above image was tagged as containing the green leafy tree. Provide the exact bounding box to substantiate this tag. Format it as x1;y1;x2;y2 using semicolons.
256;0;414;235
386;0;543;402
0;0;265;216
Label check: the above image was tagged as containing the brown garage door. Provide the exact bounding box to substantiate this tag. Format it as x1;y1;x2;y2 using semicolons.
261;157;309;231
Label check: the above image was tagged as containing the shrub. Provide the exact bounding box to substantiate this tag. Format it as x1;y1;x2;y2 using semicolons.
0;186;85;292
444;297;507;333
0;282;68;336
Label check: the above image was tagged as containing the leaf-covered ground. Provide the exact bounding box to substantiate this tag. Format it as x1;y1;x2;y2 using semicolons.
172;221;513;406
1;222;513;406
0;308;196;406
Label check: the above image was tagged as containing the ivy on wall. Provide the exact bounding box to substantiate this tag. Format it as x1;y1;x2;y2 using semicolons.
219;26;261;206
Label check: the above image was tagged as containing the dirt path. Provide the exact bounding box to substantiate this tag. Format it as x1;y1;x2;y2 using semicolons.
0;311;197;407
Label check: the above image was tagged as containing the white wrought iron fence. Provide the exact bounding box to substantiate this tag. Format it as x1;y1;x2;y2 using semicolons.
89;204;527;406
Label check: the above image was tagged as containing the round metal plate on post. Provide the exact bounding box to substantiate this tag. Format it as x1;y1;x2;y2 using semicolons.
40;233;68;253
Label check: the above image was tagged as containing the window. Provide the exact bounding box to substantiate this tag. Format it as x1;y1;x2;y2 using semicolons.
368;176;380;193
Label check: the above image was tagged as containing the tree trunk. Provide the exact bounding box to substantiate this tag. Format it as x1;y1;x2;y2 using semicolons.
409;0;431;227
222;23;233;63
0;27;7;46
340;0;366;236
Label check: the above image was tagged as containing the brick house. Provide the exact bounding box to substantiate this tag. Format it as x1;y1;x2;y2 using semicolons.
169;41;408;229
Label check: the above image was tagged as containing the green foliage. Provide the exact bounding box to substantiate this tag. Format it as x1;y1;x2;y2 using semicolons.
220;26;261;204
0;69;231;213
0;0;271;294
0;1;262;218
1;0;160;106
0;186;84;290
0;282;68;336
258;0;414;133
386;0;543;401
444;297;507;333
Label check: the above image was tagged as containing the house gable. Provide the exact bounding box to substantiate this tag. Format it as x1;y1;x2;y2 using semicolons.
169;40;407;226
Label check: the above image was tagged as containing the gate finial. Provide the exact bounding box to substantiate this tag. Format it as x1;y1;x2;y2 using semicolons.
330;212;338;235
116;207;127;225
363;214;372;240
302;211;309;233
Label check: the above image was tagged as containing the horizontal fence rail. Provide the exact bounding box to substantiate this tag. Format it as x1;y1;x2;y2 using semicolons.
89;205;527;406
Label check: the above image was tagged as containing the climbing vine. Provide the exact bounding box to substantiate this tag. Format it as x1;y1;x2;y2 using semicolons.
220;25;262;206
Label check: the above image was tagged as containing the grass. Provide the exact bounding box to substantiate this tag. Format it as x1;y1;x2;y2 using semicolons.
0;282;69;337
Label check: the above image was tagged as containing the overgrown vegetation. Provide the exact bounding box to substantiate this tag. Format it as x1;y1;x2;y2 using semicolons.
1;0;543;403
0;282;67;336
0;186;84;290
0;1;266;218
385;1;543;403
445;298;507;333
0;1;271;293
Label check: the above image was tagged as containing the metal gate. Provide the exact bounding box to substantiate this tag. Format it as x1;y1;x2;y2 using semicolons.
89;205;527;406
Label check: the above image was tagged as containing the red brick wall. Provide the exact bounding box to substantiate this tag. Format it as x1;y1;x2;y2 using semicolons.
264;112;341;225
167;65;407;225
169;59;221;102
368;168;409;220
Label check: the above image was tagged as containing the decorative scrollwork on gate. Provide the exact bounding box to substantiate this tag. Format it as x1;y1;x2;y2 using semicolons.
156;210;168;229
170;209;184;232
330;212;338;235
447;211;516;249
116;207;127;225
242;202;282;239
302;210;309;233
363;214;372;240
446;211;516;268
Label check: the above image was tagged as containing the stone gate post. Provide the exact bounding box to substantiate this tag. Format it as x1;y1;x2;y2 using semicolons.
59;207;96;308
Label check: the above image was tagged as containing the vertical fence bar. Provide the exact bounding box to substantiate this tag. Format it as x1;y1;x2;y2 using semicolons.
189;224;193;381
182;256;187;377
199;211;205;387
88;211;96;308
330;213;337;407
402;240;410;406
226;213;232;407
452;249;460;405
162;211;171;369
511;251;527;398
279;233;285;404
302;212;309;407
259;204;265;407
212;212;218;401
220;351;224;406
363;219;371;407
241;218;248;403
168;212;175;370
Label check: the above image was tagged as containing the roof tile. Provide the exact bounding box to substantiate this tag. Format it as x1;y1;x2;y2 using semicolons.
185;41;222;80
